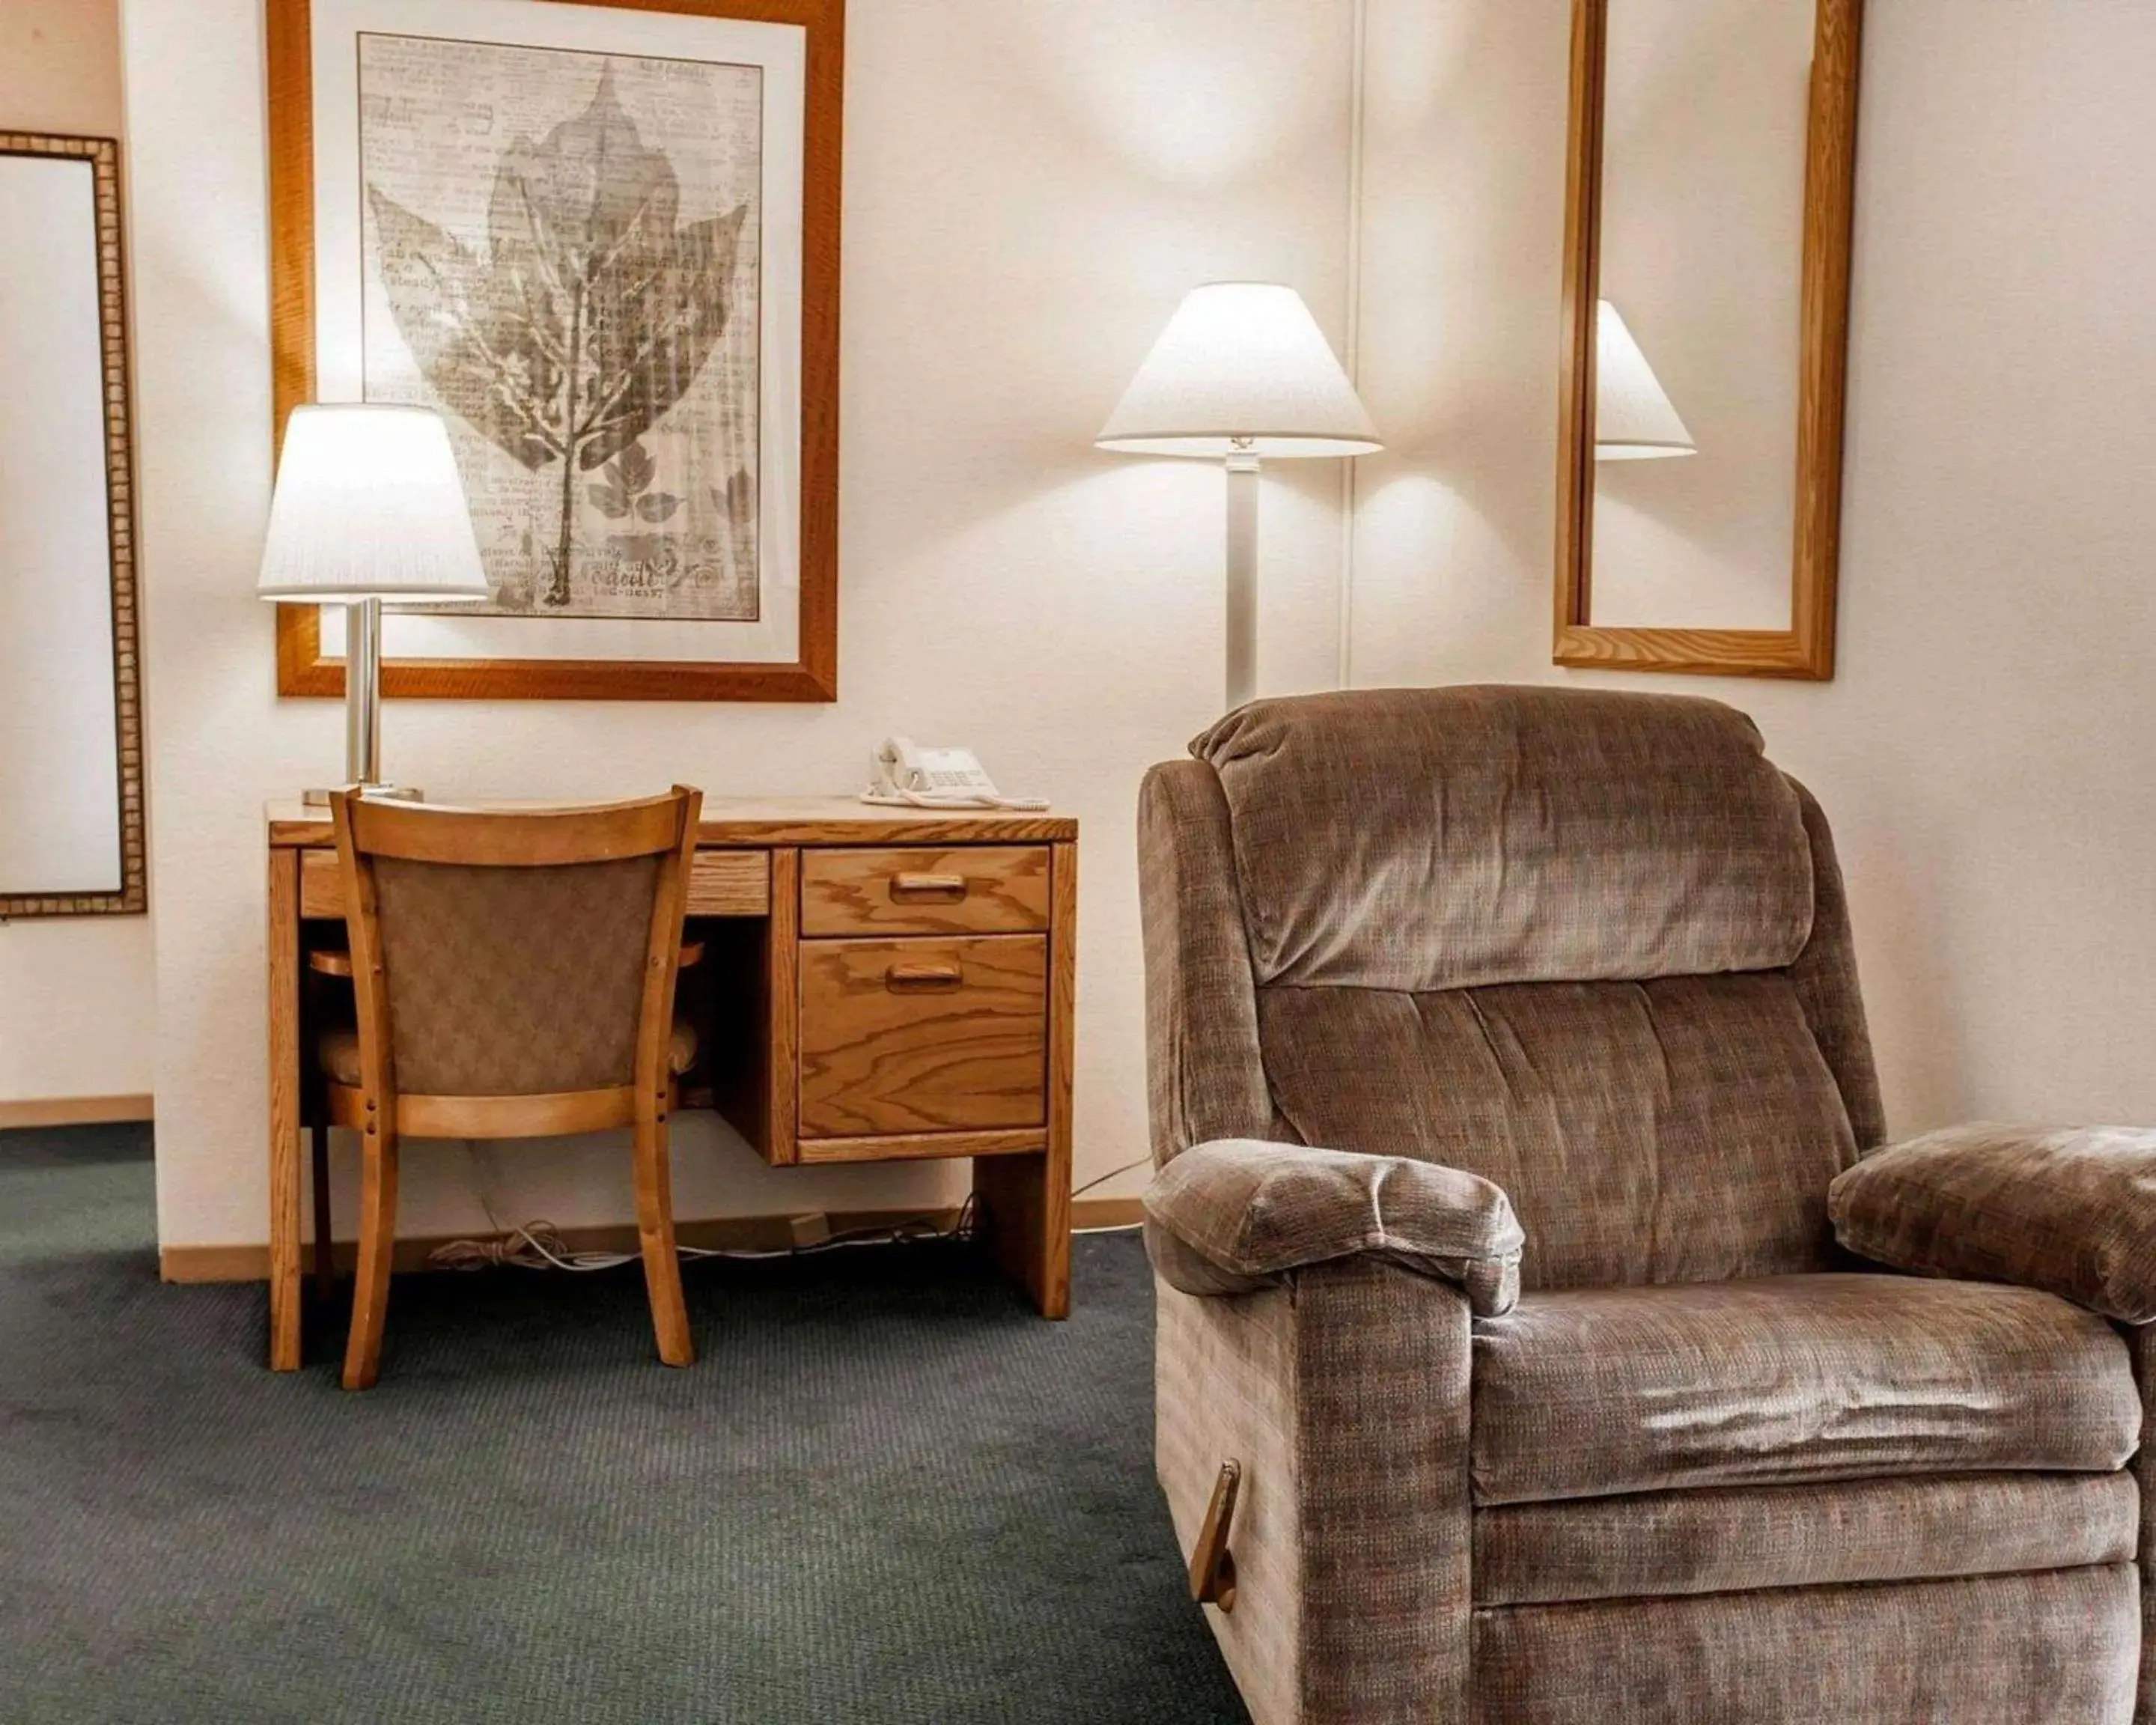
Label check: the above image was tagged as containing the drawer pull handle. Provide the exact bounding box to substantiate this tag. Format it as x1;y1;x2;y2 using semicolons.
891;871;968;900
886;962;963;991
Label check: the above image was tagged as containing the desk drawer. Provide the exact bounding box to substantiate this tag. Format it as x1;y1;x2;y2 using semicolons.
797;935;1047;1138
298;845;770;918
800;845;1050;937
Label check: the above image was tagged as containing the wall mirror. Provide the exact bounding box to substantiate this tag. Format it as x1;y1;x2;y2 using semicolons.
1555;0;1862;678
0;133;144;916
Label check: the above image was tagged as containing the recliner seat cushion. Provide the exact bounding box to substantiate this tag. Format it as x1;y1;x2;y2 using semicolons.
1470;1273;2138;1505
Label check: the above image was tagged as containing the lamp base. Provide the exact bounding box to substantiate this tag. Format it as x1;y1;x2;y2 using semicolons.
301;783;424;807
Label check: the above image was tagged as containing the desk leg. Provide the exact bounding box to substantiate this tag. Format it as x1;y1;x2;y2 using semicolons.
975;1152;1070;1318
975;839;1075;1318
267;848;303;1371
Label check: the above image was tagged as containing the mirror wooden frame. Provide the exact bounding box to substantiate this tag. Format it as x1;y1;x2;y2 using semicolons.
1554;0;1863;679
0;133;145;919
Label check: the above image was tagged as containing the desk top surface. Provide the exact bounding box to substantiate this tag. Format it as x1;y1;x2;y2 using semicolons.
265;795;1077;849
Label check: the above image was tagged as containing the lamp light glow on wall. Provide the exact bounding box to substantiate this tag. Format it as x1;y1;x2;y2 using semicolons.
256;404;490;800
1595;299;1697;461
1097;282;1380;711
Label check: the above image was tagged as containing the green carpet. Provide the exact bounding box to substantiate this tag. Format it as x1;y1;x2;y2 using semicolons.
0;1125;1249;1724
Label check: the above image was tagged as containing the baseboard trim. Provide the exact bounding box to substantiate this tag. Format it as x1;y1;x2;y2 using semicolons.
0;1092;153;1129
163;1195;1148;1285
1072;1197;1143;1229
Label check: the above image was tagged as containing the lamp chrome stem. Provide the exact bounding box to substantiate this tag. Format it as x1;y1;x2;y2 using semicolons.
302;596;418;803
1223;454;1260;712
344;595;383;788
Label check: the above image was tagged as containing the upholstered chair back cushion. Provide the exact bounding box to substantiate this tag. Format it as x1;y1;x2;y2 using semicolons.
369;854;662;1096
1187;687;1881;1290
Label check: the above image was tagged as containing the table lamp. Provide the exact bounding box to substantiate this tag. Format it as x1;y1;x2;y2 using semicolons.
256;404;490;801
1097;282;1380;711
1594;299;1696;460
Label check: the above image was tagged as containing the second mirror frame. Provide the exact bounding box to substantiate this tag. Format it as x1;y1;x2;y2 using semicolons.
1554;0;1864;679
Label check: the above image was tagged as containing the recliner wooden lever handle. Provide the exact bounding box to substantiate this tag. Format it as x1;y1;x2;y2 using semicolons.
1189;1459;1241;1612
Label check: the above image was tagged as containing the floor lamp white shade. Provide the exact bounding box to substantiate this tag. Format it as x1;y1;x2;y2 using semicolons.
257;404;490;797
1594;299;1697;460
1097;283;1380;711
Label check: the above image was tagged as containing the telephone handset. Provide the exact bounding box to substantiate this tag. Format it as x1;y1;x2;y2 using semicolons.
862;737;1049;811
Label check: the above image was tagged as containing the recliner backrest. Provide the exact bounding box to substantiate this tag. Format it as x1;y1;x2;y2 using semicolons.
1140;686;1884;1291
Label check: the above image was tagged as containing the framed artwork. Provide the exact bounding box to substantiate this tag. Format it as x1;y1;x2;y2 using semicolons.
267;0;841;701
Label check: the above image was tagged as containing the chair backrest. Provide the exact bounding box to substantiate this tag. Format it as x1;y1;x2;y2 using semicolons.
1139;687;1885;1292
329;788;702;1101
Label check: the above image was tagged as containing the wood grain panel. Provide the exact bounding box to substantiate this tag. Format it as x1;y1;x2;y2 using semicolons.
269;798;1077;850
299;848;343;919
764;848;801;1161
688;849;771;916
797;935;1046;1138
267;847;303;1371
973;838;1077;1320
796;1128;1046;1165
800;845;1049;937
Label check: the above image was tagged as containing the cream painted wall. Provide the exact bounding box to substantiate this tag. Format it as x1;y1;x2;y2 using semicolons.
0;0;156;1107
1353;0;2156;1132
121;0;1359;1247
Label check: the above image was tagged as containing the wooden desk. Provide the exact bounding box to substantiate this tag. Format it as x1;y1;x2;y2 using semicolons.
265;797;1078;1371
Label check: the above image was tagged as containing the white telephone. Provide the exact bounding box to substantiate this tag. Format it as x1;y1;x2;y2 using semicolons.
862;737;1049;811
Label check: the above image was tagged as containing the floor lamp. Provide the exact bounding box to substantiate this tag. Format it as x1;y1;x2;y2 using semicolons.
256;404;490;800
1097;283;1380;711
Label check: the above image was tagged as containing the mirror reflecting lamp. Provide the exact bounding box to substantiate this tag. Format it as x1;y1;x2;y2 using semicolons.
256;404;490;800
1594;299;1696;461
1097;282;1380;711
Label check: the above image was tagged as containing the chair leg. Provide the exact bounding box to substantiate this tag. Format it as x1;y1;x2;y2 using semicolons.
342;1125;399;1391
309;1121;335;1301
633;1115;694;1367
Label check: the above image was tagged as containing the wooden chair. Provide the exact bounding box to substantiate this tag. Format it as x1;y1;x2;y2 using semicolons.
323;786;704;1390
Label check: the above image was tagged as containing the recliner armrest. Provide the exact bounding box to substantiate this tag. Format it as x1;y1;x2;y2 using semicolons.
1142;1139;1525;1316
1830;1123;2156;1323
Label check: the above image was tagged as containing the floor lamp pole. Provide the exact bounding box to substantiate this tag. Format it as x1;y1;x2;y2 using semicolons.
1224;451;1259;711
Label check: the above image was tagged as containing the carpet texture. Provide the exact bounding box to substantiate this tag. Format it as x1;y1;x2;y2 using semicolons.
0;1125;1248;1724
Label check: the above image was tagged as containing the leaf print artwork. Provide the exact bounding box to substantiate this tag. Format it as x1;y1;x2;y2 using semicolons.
358;37;763;621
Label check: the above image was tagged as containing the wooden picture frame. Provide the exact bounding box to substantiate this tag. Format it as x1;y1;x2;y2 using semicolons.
1554;0;1862;680
266;0;842;702
0;134;145;919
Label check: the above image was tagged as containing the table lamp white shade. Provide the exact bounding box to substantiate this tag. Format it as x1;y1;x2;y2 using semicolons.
256;404;491;600
1595;299;1696;461
1095;283;1380;459
258;404;487;799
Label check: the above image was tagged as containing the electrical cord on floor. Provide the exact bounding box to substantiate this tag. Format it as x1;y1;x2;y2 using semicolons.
427;1143;981;1274
1071;1155;1151;1234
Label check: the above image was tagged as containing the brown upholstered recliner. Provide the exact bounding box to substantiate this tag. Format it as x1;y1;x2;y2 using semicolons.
1140;686;2155;1725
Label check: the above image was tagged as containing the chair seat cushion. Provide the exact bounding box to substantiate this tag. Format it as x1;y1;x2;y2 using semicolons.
319;1020;698;1089
1470;1273;2138;1505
